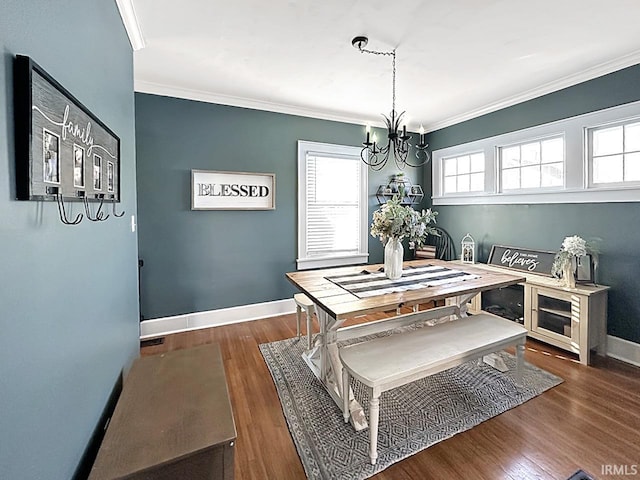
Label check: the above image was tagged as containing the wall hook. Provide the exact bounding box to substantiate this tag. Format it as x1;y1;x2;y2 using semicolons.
56;194;83;225
83;196;109;222
112;201;125;218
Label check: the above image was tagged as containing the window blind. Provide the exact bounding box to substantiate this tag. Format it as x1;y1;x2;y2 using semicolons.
305;154;361;258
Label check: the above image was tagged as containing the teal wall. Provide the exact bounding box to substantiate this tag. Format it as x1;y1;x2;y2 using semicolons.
425;65;640;344
0;1;140;479
135;93;417;319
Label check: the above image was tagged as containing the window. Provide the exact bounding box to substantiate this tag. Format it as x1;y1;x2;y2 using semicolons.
432;99;640;205
500;136;564;190
297;141;368;269
443;152;484;194
589;119;640;185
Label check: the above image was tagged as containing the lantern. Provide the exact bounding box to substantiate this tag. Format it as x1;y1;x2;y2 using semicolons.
461;233;475;264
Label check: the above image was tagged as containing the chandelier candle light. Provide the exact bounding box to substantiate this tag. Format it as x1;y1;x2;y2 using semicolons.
352;36;430;171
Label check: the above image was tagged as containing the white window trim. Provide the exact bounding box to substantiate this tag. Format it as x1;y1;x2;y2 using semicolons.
442;150;486;195
586;117;640;188
296;140;369;270
498;133;566;193
432;99;640;205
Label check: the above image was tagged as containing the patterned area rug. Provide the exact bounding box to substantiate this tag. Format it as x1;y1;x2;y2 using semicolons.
260;333;563;480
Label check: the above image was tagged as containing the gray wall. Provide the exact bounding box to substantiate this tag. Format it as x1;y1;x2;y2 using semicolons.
425;65;640;344
0;1;140;479
135;93;418;319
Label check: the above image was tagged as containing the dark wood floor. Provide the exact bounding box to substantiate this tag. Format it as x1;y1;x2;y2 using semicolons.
141;312;640;480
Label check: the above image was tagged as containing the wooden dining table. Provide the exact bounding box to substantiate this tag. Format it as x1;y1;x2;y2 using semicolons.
286;259;525;430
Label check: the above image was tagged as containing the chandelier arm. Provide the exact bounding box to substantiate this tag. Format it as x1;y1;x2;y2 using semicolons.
392;139;409;170
360;139;393;170
370;157;387;171
361;147;388;171
377;147;392;170
404;147;431;168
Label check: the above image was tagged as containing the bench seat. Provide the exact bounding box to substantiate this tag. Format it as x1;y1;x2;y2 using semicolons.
339;313;527;464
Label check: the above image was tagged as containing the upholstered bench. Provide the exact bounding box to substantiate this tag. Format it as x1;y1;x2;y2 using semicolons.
339;313;527;465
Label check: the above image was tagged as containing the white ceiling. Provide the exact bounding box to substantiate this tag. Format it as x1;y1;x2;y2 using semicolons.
130;0;640;132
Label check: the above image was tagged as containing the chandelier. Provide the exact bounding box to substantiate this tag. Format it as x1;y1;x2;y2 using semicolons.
352;36;430;171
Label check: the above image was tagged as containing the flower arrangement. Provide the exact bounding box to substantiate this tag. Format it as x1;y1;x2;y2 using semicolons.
370;197;438;248
551;235;598;280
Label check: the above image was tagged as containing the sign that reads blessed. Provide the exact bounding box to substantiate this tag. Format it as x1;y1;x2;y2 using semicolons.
487;245;556;277
191;170;275;210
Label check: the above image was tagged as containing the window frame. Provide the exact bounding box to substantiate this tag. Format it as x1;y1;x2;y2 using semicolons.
297;140;369;270
587;117;640;188
497;133;566;193
442;151;486;195
432;99;640;205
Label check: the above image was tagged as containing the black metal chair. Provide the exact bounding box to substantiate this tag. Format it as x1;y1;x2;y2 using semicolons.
423;226;456;261
411;226;457;311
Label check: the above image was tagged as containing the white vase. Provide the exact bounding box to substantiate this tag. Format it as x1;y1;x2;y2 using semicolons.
562;261;576;289
384;237;404;280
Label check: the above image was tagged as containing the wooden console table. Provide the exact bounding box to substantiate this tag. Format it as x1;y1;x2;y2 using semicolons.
89;343;236;480
466;262;609;365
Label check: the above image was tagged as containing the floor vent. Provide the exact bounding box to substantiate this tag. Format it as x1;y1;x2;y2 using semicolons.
140;337;165;348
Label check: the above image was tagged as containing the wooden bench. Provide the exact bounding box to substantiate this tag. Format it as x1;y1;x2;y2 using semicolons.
339;313;527;465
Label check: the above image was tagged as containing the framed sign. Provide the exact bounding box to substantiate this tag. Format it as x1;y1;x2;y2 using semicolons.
487;245;556;277
14;55;121;203
576;254;595;284
191;170;275;210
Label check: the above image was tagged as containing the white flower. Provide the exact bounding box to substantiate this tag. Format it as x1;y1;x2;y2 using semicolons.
561;235;587;257
552;235;594;277
370;197;438;248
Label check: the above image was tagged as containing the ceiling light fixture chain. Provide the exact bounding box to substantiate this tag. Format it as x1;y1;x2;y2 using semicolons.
352;36;430;171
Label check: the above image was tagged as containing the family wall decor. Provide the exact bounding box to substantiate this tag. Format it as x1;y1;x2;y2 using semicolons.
13;55;124;225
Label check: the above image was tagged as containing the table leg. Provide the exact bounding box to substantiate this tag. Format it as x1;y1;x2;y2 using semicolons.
437;292;477;325
302;308;368;431
482;353;509;372
448;292;511;373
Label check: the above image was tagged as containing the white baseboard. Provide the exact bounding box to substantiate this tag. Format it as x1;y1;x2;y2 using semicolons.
140;298;296;339
607;335;640;367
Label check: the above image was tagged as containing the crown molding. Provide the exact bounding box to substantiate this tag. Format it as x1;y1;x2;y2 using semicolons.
136;51;640;133
134;80;382;127
115;0;146;50
423;50;640;133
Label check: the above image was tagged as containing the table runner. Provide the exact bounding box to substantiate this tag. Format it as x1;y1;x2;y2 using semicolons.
326;264;480;298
